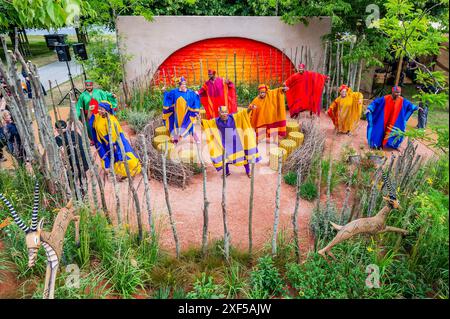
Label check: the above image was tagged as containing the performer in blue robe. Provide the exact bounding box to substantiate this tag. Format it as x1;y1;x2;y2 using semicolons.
366;86;419;149
162;76;200;144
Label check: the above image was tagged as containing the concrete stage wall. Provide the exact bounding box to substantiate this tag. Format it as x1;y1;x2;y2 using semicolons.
117;16;332;84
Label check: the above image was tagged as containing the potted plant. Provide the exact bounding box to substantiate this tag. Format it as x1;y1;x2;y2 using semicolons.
367;149;385;165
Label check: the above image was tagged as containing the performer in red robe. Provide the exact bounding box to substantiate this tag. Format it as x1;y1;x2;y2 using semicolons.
197;69;237;120
284;64;328;118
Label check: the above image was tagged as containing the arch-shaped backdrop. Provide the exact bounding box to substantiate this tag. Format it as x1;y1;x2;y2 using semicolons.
155;37;296;86
117;16;332;85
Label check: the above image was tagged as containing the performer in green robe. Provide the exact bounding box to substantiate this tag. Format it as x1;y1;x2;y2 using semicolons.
75;80;118;141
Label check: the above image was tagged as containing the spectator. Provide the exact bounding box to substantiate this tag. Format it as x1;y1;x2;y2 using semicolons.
1;110;24;164
416;84;438;129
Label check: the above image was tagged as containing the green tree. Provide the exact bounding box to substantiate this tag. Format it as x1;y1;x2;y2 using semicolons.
379;0;449;86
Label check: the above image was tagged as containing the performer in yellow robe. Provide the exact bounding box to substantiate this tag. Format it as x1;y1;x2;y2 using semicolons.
249;84;289;139
327;84;364;134
89;101;141;178
202;106;261;178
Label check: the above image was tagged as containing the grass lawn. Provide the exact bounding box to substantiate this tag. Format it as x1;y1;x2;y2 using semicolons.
1;34;78;67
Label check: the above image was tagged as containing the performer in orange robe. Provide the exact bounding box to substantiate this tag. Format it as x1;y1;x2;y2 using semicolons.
249;84;288;139
284;63;328;118
197;69;237;120
327;84;364;134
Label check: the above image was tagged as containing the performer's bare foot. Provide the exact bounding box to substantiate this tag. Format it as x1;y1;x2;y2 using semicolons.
246;172;252;179
226;172;231;177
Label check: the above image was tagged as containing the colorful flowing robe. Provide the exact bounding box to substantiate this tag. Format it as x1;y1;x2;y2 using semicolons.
327;88;364;133
198;77;237;119
76;89;118;139
89;113;141;177
202;109;261;171
285;71;327;116
249;88;287;137
76;89;118;119
366;95;418;149
163;88;200;138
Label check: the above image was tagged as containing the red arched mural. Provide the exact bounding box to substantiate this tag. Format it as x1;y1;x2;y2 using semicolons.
155;37;296;86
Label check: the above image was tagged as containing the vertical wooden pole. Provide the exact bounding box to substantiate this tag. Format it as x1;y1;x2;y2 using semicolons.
292;169;302;263
272;154;282;256
233;51;237;85
221;150;230;260
107;117;122;226
195;142;209;257
162;141;180;258
138;134;153;234
248;162;255;257
113;121;142;242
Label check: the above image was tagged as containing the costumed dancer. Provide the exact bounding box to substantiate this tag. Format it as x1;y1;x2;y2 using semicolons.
202;106;261;178
163;76;200;144
76;79;118;142
327;84;364;135
197;69;237;120
249;84;289;139
366;86;419;149
89;101;141;178
284;63;328;118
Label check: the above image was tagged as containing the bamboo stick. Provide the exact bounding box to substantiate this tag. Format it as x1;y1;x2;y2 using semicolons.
107;116;122;226
248;162;255;257
241;52;245;84
256;52;260;84
294;46;298;68
79;108;108;215
113;121;142;242
356;59;364;92
272;154;282;256
195;142;209;257
281;49;285;84
233;51;237;86
138;134;153;234
162;141;180;258
292;169;302;263
221;150;230;260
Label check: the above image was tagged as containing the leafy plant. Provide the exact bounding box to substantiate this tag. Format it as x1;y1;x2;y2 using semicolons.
300;181;318;201
223;262;247;298
250;255;285;298
80;31;127;93
186;273;225;299
283;171;297;186
152;285;171;299
125;110;155;133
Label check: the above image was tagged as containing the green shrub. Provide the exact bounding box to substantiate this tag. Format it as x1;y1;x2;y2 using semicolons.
283;171;297;186
250;255;285;298
80;32;126;93
285;247;402;299
153;286;171;299
126;110;155;133
235;83;259;106
300;181;318;201
186;273;225;299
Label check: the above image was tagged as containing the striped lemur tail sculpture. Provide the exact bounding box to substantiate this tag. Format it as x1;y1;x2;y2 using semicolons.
0;181;80;299
318;173;408;261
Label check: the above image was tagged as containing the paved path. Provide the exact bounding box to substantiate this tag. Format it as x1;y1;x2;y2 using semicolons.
37;60;83;91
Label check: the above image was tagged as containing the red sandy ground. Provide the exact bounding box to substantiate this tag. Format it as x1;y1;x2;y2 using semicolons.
0;108;436;256
104;112;436;255
0;107;437;298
